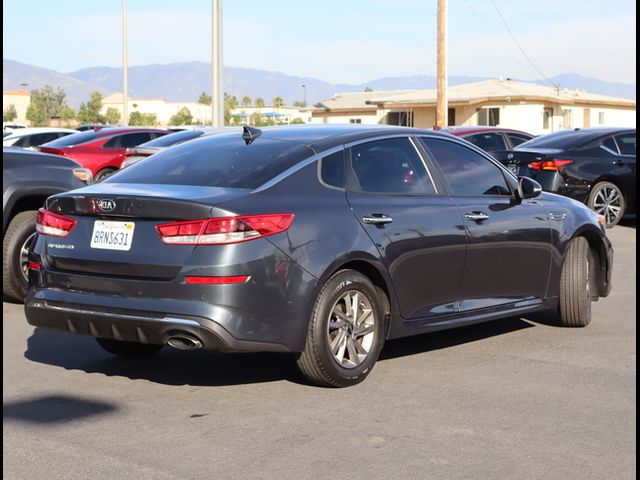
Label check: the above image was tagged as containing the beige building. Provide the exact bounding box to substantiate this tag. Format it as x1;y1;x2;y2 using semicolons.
309;79;636;135
2;90;31;124
101;93;212;125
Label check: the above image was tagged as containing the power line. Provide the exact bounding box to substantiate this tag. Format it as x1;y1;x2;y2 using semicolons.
463;0;539;80
489;0;556;87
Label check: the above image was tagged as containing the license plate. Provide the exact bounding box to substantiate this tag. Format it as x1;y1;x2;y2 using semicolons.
90;221;135;251
507;164;519;175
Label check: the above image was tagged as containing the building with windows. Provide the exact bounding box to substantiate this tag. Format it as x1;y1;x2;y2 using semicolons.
101;93;212;126
308;79;636;134
2;90;31;124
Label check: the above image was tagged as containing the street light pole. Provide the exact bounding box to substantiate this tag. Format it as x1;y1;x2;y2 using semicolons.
302;84;307;107
211;0;224;127
122;0;129;126
436;0;448;128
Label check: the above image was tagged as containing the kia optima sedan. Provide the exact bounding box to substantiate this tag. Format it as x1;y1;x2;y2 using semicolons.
25;125;613;387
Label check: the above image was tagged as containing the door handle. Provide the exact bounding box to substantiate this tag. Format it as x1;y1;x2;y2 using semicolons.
464;212;489;222
362;214;394;226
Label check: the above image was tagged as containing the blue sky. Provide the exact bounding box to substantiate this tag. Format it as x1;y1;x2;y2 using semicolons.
3;0;636;83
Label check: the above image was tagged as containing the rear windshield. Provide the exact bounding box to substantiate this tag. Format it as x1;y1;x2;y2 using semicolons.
139;129;204;148
42;130;104;147
107;133;315;189
516;130;596;150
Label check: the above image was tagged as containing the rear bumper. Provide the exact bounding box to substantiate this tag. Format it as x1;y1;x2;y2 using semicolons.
24;289;293;353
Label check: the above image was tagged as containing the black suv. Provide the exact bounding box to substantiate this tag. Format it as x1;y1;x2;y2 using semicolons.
495;128;636;227
3;147;90;301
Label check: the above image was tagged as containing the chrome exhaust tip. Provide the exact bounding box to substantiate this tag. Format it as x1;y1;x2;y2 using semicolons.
167;333;203;350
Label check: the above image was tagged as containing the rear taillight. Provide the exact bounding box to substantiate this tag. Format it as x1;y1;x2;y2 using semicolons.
528;159;574;171
36;208;77;237
156;214;294;245
185;275;250;285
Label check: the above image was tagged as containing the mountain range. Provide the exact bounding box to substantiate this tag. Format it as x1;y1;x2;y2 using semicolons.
3;58;636;109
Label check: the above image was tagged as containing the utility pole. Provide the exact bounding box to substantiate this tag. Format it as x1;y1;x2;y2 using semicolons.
436;0;447;128
211;0;224;127
122;0;128;126
122;0;129;126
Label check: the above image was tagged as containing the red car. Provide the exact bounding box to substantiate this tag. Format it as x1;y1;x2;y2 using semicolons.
441;126;534;154
38;128;169;182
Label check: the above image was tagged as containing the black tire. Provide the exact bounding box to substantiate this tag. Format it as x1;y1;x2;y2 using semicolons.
96;338;163;357
297;270;385;387
3;210;37;302
558;237;593;327
95;167;117;183
587;181;625;228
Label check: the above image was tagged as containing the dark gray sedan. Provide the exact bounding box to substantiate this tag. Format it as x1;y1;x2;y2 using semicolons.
25;125;613;387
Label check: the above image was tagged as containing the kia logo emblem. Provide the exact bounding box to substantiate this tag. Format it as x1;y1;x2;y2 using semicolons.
97;199;116;212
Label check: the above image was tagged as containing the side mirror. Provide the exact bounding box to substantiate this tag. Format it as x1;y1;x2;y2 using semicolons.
517;176;542;199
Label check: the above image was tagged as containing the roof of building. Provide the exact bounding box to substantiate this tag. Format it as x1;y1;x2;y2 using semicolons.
310;79;636;111
3;90;31;96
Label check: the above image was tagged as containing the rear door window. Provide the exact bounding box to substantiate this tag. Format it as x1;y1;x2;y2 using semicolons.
320;150;345;188
421;137;512;196
615;133;636;155
348;138;436;195
506;133;532;148
464;132;507;152
104;132;157;149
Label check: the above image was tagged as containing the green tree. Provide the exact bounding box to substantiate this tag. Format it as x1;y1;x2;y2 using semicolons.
26;85;71;126
290;117;305;124
169;107;193;126
60;106;76;127
293;101;306;108
3;105;17;122
129;111;157;126
241;96;252;107
255;98;265;109
223;93;238;125
77;91;106;124
198;92;212;104
272;96;284;108
364;87;374;92
104;107;121;125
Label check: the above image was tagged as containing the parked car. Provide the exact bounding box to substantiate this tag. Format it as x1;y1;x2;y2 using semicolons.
442;126;534;153
494;127;636;227
3;147;91;301
3;127;78;149
121;128;237;168
38;127;169;182
25;125;612;387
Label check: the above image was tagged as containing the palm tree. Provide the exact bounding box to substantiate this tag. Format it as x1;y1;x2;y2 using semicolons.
255;98;265;109
241;96;252;107
272;96;284;108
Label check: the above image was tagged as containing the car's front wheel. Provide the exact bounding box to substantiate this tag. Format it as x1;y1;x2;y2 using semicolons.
558;237;594;327
96;338;163;357
588;181;625;228
297;270;385;387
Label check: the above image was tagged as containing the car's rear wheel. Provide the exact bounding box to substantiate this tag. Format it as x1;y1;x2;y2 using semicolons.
96;338;163;357
297;270;385;387
3;210;37;302
588;181;625;228
95;167;117;183
558;237;593;327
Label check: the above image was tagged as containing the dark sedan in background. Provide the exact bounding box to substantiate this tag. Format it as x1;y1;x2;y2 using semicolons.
442;126;534;153
495;127;636;227
25;125;612;387
3;147;91;301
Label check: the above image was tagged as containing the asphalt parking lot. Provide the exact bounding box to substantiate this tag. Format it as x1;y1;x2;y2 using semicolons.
3;219;636;480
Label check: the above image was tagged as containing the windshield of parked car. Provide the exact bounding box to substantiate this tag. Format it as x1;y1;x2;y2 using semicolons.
138;130;204;148
107;133;315;189
41;130;105;147
516;130;597;150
